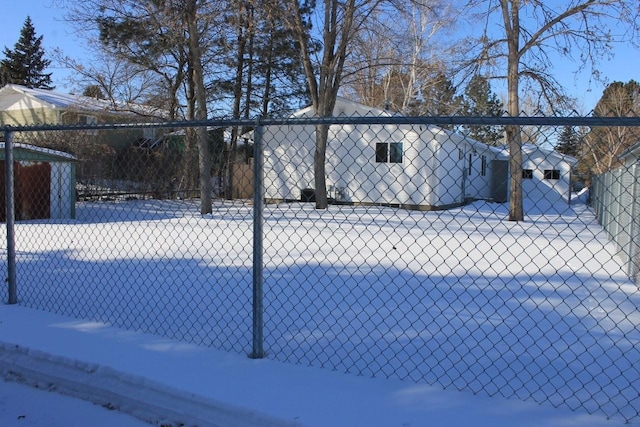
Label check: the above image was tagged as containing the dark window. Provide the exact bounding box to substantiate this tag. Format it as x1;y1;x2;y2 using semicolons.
522;169;533;179
376;142;403;163
481;155;487;176
544;169;560;180
468;154;472;176
375;143;388;163
389;143;403;163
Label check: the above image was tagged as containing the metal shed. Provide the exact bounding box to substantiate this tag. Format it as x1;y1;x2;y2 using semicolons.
1;143;76;221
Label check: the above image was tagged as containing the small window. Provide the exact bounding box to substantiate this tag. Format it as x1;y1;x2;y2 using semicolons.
375;143;388;163
468;153;472;176
522;169;533;179
78;114;97;125
389;143;403;163
481;155;487;176
78;114;98;135
375;142;403;163
544;169;560;180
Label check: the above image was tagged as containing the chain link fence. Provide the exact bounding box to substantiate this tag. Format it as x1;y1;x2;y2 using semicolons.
591;158;640;283
2;113;640;422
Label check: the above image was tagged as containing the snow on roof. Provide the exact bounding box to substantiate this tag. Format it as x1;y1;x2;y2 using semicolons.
291;97;396;118
291;97;505;154
0;142;77;161
495;143;578;165
0;84;168;119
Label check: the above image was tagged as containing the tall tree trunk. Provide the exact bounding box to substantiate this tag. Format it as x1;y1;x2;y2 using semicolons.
261;26;274;117
288;0;357;210
186;0;212;214
503;0;523;221
182;62;200;198
314;123;329;208
228;1;247;200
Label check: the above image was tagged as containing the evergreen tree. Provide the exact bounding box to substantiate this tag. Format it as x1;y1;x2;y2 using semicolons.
407;72;463;130
82;85;106;100
419;72;461;116
463;74;504;145
0;16;54;89
555;125;581;157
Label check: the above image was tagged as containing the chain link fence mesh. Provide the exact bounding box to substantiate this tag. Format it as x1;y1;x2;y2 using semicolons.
2;114;640;422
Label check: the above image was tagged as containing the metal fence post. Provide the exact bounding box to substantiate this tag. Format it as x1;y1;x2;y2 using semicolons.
4;130;17;304
250;120;265;359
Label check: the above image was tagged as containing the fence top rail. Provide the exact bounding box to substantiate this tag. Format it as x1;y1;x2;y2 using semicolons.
3;115;640;133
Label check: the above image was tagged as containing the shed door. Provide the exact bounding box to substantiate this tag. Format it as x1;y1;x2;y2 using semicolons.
491;160;508;203
17;162;51;220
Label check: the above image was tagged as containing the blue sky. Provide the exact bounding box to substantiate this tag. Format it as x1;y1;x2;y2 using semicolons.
1;1;638;112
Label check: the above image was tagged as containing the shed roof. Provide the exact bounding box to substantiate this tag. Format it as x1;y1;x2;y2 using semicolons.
496;143;578;166
0;143;77;162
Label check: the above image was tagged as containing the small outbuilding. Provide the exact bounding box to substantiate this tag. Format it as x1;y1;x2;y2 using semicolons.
0;143;76;221
498;143;577;205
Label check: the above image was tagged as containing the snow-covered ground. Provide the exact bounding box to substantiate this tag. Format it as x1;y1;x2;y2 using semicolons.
0;304;631;426
1;192;639;425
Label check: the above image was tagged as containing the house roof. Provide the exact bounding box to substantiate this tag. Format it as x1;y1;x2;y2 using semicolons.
294;97;506;156
0;143;77;162
0;84;167;119
291;97;396;118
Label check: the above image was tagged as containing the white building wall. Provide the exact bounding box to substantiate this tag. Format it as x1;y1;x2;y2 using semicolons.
49;162;74;220
522;149;573;204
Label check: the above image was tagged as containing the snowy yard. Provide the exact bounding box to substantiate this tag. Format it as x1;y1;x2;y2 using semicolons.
2;196;639;422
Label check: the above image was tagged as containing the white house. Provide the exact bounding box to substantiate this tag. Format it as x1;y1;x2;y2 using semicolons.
263;98;502;210
262;98;576;209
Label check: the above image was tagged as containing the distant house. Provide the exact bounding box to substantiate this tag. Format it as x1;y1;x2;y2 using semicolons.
261;98;576;209
0;84;167;148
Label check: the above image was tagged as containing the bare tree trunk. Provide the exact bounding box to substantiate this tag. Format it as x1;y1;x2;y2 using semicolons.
182;63;200;198
314;124;330;208
186;0;212;214
228;1;247;200
503;0;523;221
288;0;358;210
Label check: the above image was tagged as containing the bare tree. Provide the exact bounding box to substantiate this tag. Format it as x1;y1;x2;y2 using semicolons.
64;0;219;214
286;0;383;209
341;0;458;114
53;45;170;119
583;80;640;181
465;0;639;221
185;0;213;214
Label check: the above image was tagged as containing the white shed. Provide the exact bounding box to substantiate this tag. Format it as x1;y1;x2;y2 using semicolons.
505;143;577;205
263;98;501;210
0;143;76;221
